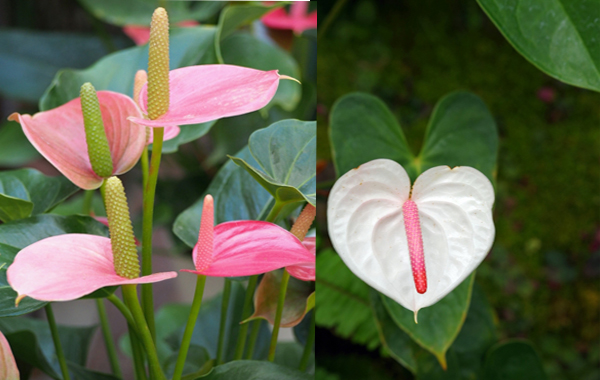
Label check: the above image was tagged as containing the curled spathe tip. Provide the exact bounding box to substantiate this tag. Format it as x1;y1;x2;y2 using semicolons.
279;74;301;84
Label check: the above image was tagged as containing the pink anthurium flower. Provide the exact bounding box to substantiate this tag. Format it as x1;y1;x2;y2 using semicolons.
286;237;316;281
8;92;146;190
262;2;317;34
124;20;199;45
328;159;495;319
130;65;292;128
0;331;19;380
7;234;177;303
181;195;315;277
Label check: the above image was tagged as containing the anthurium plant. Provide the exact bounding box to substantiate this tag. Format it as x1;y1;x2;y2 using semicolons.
0;2;315;380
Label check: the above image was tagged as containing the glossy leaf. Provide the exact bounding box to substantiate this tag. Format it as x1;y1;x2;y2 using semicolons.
197;360;311;380
230;119;316;207
274;342;315;373
221;32;301;111
330;92;498;182
482;340;547;380
173;146;272;248
315;250;380;350
0;122;39;167
216;3;281;44
0;29;128;102
0;168;78;222
247;270;315;327
382;273;475;369
369;290;417;373
77;0;223;26
40;26;217;111
477;0;600;92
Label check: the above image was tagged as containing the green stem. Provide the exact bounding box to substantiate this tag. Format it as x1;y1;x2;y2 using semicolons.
318;0;348;41
96;299;122;378
298;311;315;371
122;284;167;380
215;279;232;365
233;275;259;360
129;330;148;380
268;270;291;362
45;304;71;380
172;275;207;380
107;294;136;328
141;145;149;190
244;321;261;360
264;200;286;223
141;127;164;340
82;190;94;215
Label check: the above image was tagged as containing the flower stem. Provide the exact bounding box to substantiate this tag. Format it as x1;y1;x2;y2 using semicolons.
141;146;149;190
215;278;232;365
264;200;286;223
172;275;207;380
122;284;167;380
141;126;165;340
96;299;122;378
107;293;136;328
115;294;147;380
82;189;94;215
45;304;71;380
268;269;291;362
244;321;261;360
298;310;315;371
233;275;259;360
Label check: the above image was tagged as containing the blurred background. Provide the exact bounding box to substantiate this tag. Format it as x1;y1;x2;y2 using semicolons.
315;0;600;379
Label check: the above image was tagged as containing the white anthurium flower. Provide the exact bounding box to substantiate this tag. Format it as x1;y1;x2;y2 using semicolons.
328;159;495;322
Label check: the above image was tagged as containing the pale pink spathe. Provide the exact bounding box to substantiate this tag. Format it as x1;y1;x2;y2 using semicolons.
130;65;282;128
9;91;147;190
124;21;199;45
287;237;316;281
0;331;19;380
262;2;317;34
7;234;177;302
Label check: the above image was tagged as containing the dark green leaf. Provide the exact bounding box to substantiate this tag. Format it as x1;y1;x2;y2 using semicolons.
77;0;224;26
477;0;600;92
229;119;316;207
0;121;40;167
274;342;314;374
0;29;129;102
0;215;108;317
482;340;547;380
173;146;273;248
40;26;217;111
197;360;312;380
221;32;301;111
67;362;121;380
315;250;380;350
164;345;211;379
293;310;313;347
415;349;461;380
216;3;281;43
382;273;475;369
0;168;79;222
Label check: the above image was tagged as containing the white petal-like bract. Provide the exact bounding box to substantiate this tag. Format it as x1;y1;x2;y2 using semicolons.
327;159;495;315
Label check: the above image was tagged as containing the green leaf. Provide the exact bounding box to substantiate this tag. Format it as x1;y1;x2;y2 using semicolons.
381;273;475;370
173;146;273;248
229;119;316;208
164;345;211;379
0;215;108;317
0;316;96;379
274;342;315;374
330;92;498;182
315;250;380;350
415;349;461;380
477;0;600;92
246;270;315;327
77;0;224;26
67;362;121;380
0;29;128;102
197;360;312;380
293;310;313;347
0;168;79;222
0;121;40;167
369;290;417;373
216;3;281;44
154;121;216;154
221;32;301;111
40;26;217;111
482;340;547;380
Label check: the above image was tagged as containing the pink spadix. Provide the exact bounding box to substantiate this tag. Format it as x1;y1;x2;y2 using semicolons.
402;200;427;294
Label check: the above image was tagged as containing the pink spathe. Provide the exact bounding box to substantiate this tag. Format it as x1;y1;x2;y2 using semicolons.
262;2;317;34
124;21;199;45
0;331;19;380
181;195;315;277
8;91;146;190
7;234;177;303
287;237;316;281
130;65;282;128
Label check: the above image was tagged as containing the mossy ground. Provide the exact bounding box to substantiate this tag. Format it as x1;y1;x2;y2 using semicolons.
317;0;600;378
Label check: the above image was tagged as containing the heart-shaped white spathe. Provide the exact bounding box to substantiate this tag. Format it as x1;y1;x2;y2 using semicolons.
327;159;495;317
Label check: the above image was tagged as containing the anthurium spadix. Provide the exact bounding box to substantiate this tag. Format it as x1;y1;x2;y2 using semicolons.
8;91;146;190
7;177;177;303
327;159;495;320
181;195;315;277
